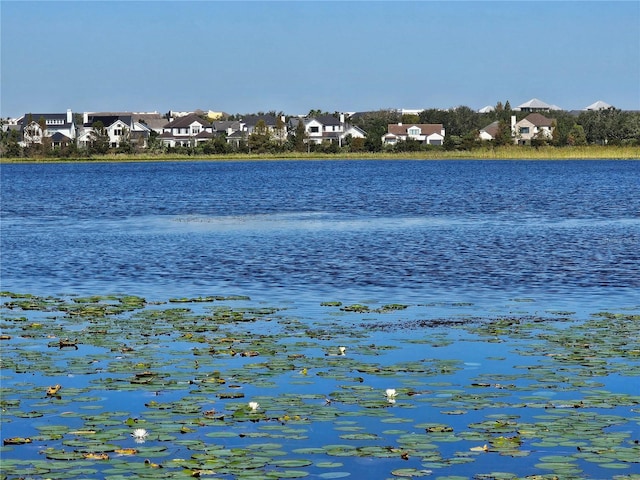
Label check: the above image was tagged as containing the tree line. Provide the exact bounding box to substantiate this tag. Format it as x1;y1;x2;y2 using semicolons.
1;103;639;158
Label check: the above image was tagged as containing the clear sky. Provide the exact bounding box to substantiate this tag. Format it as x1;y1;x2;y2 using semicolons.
1;1;639;118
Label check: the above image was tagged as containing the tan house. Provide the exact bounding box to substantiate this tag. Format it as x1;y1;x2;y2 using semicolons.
512;114;554;145
382;123;445;146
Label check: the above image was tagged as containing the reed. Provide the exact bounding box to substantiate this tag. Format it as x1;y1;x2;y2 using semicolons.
2;145;638;163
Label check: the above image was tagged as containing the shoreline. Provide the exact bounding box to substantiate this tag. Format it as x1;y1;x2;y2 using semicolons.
1;145;638;163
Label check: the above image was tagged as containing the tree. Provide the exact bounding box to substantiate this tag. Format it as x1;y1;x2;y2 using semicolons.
274;116;287;145
352;110;401;152
0;122;22;158
292;119;307;152
493;120;513;146
248;119;271;153
401;113;420;124
89;121;110;154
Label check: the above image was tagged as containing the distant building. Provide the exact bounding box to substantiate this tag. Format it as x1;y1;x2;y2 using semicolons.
19;110;76;147
382;123;445;146
584;100;613;111
512;113;554;145
515;98;562;113
479;121;500;141
159;113;214;147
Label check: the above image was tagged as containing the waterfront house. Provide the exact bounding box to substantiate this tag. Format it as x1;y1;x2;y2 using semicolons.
479;120;500;141
19;110;76;147
159;113;214;147
293;114;366;146
512;113;554;145
382;123;445;146
78;113;152;149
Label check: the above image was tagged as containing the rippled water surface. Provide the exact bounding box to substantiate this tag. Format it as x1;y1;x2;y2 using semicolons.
2;159;640;479
2;160;639;311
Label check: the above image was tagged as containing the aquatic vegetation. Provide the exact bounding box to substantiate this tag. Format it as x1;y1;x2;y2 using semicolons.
1;292;639;479
131;428;149;443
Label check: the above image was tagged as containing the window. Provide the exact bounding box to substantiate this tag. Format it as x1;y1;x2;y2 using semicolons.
114;128;122;136
310;126;319;133
192;127;201;135
408;127;420;136
519;127;530;134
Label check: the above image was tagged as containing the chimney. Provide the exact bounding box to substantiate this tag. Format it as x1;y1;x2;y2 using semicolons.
67;109;72;124
339;113;345;124
510;115;516;133
83;112;88;125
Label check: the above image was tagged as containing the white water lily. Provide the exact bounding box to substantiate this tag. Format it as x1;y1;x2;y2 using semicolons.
248;401;260;412
338;346;346;355
131;428;148;443
385;388;397;403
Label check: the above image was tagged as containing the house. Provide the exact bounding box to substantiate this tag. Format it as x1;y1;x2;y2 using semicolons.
382;123;445;146
241;114;288;142
212;120;242;137
478;121;500;141
131;112;168;134
515;98;562;113
584;100;613;111
295;114;366;146
159;113;214;147
512;113;554;145
19;110;76;147
78;113;152;149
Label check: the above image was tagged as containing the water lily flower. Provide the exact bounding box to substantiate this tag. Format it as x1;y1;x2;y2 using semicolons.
385;388;397;403
131;428;148;443
248;401;260;412
338;346;346;355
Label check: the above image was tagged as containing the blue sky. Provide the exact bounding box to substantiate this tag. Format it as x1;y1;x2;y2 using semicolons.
1;1;639;118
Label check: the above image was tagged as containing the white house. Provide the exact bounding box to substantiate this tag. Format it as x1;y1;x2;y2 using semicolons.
78;113;152;149
382;123;445;146
479;120;500;141
159;113;214;147
298;114;366;146
19;109;76;147
512;113;554;145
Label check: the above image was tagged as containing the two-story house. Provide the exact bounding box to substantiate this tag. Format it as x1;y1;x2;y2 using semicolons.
512;113;554;145
159;113;214;147
296;114;366;146
77;113;152;149
382;123;445;146
19;109;76;147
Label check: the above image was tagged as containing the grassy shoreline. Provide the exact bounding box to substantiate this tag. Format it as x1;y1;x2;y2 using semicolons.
1;145;638;163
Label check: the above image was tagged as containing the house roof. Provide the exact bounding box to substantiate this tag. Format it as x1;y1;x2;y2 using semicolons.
85;115;132;127
164;113;212;129
227;131;246;139
387;123;444;136
585;100;613;111
478;105;495;113
480;121;500;137
313;114;341;126
20;113;72;129
50;132;71;142
212;121;241;132
242;114;278;127
517;98;552;109
522;113;554;127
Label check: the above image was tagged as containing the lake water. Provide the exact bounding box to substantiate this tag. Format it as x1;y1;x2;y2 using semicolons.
2;160;639;309
1;159;639;479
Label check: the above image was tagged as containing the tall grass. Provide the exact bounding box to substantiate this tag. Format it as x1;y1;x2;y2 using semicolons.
2;145;638;163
